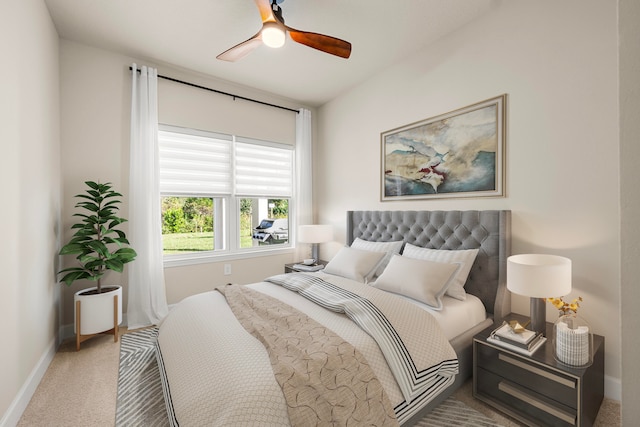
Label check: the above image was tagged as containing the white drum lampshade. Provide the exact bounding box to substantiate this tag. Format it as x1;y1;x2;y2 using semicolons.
298;225;332;261
507;254;572;334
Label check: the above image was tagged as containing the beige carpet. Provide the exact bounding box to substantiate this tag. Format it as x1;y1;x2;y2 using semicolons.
18;329;621;426
18;332;124;427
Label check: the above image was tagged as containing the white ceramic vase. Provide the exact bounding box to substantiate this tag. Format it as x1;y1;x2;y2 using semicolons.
74;285;123;335
553;313;593;367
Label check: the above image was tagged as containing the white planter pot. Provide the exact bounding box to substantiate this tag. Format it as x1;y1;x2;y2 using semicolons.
74;285;122;336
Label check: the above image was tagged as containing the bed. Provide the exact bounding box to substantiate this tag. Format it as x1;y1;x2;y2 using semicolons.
156;210;511;426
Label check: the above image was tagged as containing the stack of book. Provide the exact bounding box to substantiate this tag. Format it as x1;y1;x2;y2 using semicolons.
487;322;546;356
292;263;325;272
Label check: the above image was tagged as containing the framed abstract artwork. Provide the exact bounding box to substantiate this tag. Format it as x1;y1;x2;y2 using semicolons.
381;94;506;201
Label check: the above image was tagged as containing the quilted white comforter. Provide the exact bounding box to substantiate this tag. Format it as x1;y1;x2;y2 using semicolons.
156;272;458;426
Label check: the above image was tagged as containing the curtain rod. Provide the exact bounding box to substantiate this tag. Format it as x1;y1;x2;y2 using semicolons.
129;66;299;114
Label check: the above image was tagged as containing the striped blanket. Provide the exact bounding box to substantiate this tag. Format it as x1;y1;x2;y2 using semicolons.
265;273;458;405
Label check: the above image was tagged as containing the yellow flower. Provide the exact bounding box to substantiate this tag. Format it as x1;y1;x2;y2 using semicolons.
551;298;564;309
546;296;582;315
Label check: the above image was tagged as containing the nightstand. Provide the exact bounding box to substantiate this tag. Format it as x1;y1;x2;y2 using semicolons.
473;313;604;427
284;260;328;273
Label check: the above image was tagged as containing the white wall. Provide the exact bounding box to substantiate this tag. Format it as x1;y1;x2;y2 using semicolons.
0;0;61;424
316;0;621;398
58;41;134;327
58;40;309;323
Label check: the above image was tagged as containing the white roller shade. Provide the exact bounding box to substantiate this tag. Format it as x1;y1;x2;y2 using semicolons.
235;140;293;197
158;130;232;195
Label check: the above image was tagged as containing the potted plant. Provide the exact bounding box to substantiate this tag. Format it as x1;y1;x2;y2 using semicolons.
58;181;137;350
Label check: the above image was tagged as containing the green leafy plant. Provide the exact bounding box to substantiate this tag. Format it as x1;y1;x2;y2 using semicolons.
58;181;137;293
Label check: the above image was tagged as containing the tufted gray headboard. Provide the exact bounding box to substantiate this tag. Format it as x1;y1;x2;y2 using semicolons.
346;210;511;321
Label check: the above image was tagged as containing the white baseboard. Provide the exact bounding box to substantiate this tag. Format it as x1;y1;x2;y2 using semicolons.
0;337;58;427
59;322;75;342
605;374;622;402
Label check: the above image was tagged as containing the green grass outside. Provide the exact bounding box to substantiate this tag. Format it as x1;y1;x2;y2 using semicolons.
163;232;214;254
162;232;255;254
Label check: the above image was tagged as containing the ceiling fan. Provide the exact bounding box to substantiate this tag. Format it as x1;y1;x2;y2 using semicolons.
217;0;352;62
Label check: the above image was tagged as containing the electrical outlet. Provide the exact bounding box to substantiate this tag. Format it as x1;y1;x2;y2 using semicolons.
224;264;231;275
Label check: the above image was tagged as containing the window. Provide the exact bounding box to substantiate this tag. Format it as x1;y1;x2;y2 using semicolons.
240;198;289;248
158;126;293;261
161;196;222;253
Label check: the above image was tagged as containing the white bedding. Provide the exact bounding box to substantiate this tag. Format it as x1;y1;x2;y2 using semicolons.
396;293;487;340
156;273;482;426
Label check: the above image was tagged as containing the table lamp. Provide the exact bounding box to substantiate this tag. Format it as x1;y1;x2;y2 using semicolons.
507;254;572;335
298;225;332;261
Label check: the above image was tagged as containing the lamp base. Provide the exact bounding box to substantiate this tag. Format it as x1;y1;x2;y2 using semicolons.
530;297;547;336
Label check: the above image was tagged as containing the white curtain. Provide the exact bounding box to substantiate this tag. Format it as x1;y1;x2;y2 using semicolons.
295;108;313;260
127;64;169;329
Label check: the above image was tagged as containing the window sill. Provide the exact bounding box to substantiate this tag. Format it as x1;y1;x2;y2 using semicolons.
163;246;295;268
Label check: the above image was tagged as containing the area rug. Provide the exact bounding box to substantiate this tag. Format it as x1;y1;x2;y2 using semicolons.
116;328;503;427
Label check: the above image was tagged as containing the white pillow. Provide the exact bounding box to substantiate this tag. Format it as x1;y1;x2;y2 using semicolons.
350;238;404;281
323;247;386;283
372;255;460;310
401;243;479;301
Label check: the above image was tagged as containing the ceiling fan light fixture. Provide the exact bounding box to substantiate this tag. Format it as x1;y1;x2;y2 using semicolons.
261;22;285;48
216;0;351;61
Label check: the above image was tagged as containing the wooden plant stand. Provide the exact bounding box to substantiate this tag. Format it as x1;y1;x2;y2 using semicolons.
75;294;119;351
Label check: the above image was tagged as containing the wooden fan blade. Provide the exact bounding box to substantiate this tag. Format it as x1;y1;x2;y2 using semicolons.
287;28;351;58
216;32;262;62
254;0;276;23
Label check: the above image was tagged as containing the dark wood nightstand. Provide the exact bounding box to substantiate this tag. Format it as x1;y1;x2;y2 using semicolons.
284;260;328;273
473;313;604;427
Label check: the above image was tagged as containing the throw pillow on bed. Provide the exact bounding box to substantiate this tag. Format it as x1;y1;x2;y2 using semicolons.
371;255;461;310
322;246;386;283
350;238;404;282
401;243;479;301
